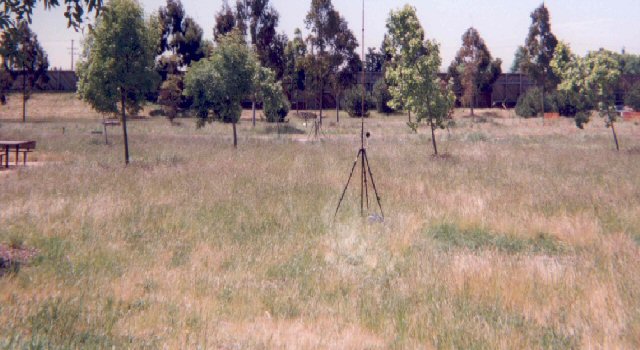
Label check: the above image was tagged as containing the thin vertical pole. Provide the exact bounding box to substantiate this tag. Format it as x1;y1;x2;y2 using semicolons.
360;0;366;217
361;0;365;149
71;40;75;71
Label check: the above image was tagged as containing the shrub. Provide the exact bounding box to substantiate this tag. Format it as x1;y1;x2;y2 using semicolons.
342;85;374;118
157;74;183;123
263;82;290;123
549;90;578;117
373;79;394;114
516;87;543;117
626;82;640;112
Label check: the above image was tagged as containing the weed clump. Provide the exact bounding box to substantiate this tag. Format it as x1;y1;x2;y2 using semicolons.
427;223;565;255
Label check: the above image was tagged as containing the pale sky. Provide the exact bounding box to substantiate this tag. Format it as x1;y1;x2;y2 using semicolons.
30;0;640;72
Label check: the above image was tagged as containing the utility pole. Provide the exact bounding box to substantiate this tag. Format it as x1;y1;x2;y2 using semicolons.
68;40;78;71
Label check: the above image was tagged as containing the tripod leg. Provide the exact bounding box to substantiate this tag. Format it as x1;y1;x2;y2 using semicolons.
334;149;362;220
364;152;384;219
363;150;370;212
360;149;364;216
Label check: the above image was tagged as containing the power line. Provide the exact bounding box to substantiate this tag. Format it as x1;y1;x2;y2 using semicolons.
67;39;79;71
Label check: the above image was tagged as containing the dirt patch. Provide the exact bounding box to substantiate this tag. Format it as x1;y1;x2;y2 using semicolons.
0;243;39;277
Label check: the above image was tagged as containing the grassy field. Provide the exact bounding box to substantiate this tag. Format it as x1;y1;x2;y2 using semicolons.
1;93;640;348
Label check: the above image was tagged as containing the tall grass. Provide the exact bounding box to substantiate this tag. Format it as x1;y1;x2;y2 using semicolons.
0;94;639;348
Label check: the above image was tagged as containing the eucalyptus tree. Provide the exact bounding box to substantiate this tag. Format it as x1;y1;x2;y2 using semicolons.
511;46;527;73
520;3;559;114
385;5;455;156
157;0;206;68
213;0;240;42
284;28;307;114
76;0;159;164
448;27;501;116
304;0;359;123
0;21;49;122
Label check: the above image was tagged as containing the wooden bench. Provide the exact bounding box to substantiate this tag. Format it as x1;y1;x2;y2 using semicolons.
0;141;36;168
18;141;36;165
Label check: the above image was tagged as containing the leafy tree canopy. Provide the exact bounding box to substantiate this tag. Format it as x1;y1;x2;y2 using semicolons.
0;21;49;121
556;46;621;134
521;4;559;91
184;30;254;125
0;0;101;30
448;27;502;113
157;0;206;68
303;0;360;120
76;0;159;163
384;5;455;155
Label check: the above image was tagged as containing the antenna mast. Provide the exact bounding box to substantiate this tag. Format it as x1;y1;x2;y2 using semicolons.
361;0;365;149
334;0;384;221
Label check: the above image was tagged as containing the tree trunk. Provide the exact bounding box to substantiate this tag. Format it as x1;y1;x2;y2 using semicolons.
540;85;545;117
470;92;475;117
408;110;411;123
104;119;108;145
233;121;238;148
336;93;340;123
431;122;438;156
22;72;26;123
610;119;620;151
121;92;130;165
296;90;300;114
319;84;323;126
252;97;256;127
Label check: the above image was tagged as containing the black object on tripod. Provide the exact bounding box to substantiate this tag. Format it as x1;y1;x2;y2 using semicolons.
334;0;383;221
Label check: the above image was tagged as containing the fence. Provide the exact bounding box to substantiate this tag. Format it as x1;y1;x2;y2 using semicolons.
9;70;640;109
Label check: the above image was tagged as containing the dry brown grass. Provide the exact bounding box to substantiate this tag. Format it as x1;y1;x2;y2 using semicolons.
1;93;639;348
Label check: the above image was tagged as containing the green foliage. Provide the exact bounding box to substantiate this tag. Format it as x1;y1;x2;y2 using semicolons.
511;45;527;73
0;21;50;121
184;29;254;143
365;47;385;73
0;0;101;30
625;82;640;112
0;64;13;105
157;74;183;122
373;78;394;114
238;0;287;79
342;85;373;118
448;27;502;111
304;0;360;118
384;5;455;154
213;1;241;42
77;0;159;118
257;66;290;123
521;4;559;91
157;0;206;67
616;52;640;75
515;87;544;118
556;48;621;129
428;223;565;255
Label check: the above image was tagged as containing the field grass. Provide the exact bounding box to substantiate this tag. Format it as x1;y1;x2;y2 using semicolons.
1;93;640;348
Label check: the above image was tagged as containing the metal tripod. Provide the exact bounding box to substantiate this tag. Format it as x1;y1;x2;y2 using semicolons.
333;0;383;221
334;145;384;220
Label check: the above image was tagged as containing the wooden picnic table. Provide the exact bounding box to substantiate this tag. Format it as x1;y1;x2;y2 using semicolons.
0;141;36;168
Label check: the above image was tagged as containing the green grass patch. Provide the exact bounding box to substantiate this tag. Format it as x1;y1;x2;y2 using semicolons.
427;223;565;255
